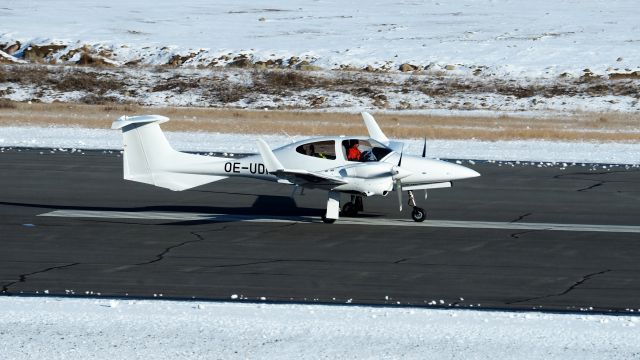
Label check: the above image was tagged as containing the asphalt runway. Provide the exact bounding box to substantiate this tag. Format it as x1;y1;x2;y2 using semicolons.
1;148;639;313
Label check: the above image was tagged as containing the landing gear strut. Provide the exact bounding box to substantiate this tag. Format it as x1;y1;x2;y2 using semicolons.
342;195;363;217
407;190;426;222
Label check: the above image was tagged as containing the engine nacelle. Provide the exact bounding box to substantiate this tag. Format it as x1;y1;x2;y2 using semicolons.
339;162;394;179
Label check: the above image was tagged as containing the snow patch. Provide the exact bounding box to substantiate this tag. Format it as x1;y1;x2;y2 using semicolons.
0;126;638;165
0;296;638;359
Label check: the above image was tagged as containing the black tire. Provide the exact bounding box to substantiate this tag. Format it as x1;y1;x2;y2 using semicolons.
321;215;337;224
355;196;364;212
411;207;426;222
342;202;357;217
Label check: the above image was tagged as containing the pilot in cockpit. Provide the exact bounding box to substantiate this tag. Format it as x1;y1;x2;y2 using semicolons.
347;141;361;161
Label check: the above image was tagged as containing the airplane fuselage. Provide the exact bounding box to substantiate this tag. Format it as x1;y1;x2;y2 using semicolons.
177;136;479;195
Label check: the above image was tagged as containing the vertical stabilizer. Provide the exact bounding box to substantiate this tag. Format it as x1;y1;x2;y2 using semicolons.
112;115;227;191
361;112;390;145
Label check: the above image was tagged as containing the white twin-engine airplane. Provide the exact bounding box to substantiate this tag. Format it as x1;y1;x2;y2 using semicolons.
111;112;480;223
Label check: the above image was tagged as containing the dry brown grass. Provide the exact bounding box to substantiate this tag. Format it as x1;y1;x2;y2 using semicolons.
0;99;18;109
0;101;638;142
54;71;124;94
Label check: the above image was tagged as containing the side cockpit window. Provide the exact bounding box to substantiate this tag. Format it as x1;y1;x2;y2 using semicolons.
342;139;392;162
296;140;336;160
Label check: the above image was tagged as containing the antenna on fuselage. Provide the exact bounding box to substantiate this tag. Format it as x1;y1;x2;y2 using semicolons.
422;137;427;158
281;130;295;144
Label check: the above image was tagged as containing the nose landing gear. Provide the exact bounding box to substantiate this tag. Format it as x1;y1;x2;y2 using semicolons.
407;190;426;222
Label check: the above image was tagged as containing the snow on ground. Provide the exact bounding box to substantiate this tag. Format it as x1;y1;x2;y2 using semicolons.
1;125;639;165
2;0;639;78
1;296;639;359
2;1;639;113
2;2;639;356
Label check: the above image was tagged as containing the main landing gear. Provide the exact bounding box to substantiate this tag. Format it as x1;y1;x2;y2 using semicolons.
341;195;363;217
407;190;426;222
322;193;364;223
321;192;427;223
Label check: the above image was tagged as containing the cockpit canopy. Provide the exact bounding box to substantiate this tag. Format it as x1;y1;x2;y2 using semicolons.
295;140;337;160
295;138;392;162
342;139;392;162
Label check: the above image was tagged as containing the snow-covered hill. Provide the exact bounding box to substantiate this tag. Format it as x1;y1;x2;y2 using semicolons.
2;0;639;78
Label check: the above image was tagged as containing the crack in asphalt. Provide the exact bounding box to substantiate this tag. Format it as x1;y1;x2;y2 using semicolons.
135;226;228;266
577;182;604;192
506;269;612;305
1;262;80;295
261;222;298;234
510;229;543;239
554;170;629;192
135;225;321;269
211;260;286;268
510;212;532;223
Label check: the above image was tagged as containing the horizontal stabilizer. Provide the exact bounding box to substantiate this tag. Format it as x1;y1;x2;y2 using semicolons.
111;115;169;129
146;172;227;191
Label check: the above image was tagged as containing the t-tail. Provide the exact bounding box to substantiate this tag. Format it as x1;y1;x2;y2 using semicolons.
111;115;228;191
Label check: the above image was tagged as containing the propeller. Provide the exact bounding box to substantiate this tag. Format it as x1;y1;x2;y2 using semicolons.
394;139;425;211
422;138;427;200
393;146;404;211
396;178;403;211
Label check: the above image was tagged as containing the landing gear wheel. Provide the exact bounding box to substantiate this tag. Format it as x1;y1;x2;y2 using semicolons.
321;215;337;224
342;202;358;217
411;207;426;222
354;196;364;212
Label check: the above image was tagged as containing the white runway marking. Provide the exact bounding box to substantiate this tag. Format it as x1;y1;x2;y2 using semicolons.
38;210;640;233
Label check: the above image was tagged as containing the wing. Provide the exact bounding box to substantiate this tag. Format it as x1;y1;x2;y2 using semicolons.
271;169;348;189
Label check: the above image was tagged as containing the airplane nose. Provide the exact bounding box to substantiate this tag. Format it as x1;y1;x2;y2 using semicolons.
447;163;480;180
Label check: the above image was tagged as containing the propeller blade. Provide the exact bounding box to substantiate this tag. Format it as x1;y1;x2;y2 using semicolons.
396;180;403;211
422;137;427;158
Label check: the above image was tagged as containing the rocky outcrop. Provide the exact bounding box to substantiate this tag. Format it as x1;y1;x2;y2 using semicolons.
399;63;417;72
0;49;26;64
3;41;21;55
76;53;113;66
228;55;253;68
297;60;322;71
608;71;640;80
22;44;67;62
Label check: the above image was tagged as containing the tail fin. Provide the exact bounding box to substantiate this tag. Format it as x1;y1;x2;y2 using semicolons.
111;115;227;191
361;112;389;145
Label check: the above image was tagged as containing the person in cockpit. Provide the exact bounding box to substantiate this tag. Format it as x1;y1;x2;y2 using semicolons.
347;141;361;161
